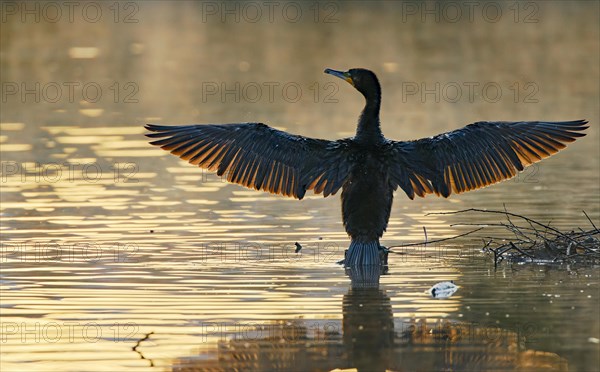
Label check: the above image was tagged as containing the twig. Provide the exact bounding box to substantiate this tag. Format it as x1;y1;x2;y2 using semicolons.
566;242;574;256
428;208;578;244
388;250;408;256
503;204;516;231
507;242;535;258
481;239;493;252
133;331;155;367
452;222;562;240
388;227;483;249
583;210;599;232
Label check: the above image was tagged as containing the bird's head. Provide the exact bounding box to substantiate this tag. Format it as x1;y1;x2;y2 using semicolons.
324;68;381;101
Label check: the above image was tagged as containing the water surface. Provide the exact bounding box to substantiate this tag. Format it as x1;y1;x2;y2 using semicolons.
1;2;599;371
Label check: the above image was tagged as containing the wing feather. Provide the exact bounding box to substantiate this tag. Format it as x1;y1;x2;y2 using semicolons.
145;123;352;199
388;120;588;198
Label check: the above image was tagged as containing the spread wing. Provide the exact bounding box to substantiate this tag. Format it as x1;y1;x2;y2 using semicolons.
145;123;352;199
387;120;588;199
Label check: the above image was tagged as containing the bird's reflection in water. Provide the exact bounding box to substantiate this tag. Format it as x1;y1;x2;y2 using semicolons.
343;266;393;372
171;268;567;371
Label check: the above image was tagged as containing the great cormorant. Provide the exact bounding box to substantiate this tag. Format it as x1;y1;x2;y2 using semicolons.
145;68;588;267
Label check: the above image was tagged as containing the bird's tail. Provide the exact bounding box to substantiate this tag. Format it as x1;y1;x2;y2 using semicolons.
344;240;381;267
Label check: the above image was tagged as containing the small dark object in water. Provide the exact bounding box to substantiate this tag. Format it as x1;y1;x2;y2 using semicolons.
145;68;588;267
294;242;302;253
150;230;154;233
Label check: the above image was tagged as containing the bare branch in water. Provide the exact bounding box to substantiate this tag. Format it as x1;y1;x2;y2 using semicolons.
427;208;599;265
583;210;599;232
133;331;155;367
387;227;483;249
428;208;580;244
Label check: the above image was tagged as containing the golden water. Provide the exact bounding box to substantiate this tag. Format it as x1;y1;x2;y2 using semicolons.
1;2;598;371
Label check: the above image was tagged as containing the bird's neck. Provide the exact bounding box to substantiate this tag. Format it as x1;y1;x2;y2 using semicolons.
356;95;383;144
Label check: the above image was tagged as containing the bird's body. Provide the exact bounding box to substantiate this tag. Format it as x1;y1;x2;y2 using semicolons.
146;68;588;267
341;143;393;240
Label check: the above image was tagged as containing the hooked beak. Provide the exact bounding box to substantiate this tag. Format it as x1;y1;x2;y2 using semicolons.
324;68;354;86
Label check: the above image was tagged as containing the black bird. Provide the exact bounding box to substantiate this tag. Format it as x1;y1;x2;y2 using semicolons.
145;68;588;267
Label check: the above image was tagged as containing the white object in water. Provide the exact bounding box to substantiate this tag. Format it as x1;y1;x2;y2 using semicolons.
428;281;458;298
